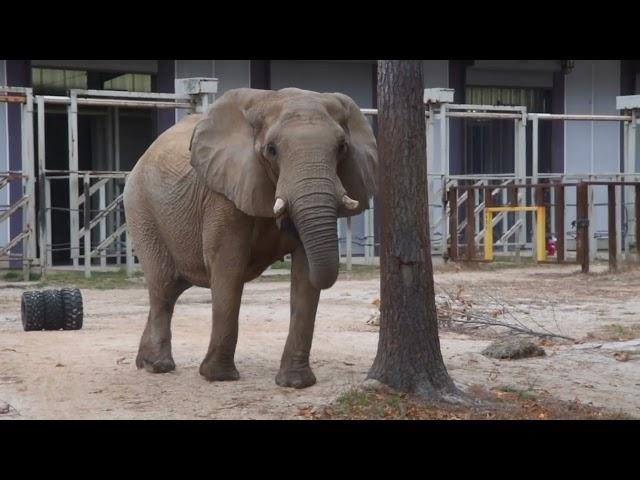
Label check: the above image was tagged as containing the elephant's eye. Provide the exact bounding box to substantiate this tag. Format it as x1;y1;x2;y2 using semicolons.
265;143;277;158
338;141;348;156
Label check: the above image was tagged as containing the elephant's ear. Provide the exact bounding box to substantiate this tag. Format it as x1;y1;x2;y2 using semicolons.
189;89;275;218
331;93;378;218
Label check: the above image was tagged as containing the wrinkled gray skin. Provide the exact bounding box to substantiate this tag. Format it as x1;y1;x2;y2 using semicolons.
123;88;377;388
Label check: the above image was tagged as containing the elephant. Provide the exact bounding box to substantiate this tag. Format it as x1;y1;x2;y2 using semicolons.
123;87;378;389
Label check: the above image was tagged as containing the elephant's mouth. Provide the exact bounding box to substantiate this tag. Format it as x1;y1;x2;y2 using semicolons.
277;215;301;242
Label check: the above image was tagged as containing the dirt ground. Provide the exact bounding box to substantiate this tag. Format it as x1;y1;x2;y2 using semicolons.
1;262;640;419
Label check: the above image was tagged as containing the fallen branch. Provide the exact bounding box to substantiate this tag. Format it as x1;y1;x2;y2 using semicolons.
438;306;576;341
368;284;576;342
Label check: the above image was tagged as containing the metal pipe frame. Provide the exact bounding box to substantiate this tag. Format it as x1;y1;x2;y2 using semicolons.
72;89;192;101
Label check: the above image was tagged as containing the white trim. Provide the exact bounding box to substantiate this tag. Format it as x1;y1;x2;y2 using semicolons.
590;61;595;174
617;60;622;174
2;59;9;247
563;70;567;175
174;60;178;124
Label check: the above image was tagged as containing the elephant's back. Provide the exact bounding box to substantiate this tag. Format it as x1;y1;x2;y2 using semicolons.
125;114;203;206
137;113;202;178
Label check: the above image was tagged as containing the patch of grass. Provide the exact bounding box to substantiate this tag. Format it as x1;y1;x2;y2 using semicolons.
2;271;22;281
599;323;640;341
315;384;634;420
333;387;405;419
495;384;538;401
1;270;41;281
37;269;145;290
334;388;373;416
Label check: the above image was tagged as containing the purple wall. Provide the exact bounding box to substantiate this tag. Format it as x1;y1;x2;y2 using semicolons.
156;60;175;135
6;60;30;267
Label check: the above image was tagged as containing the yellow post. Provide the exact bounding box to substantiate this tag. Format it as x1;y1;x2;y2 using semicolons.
484;210;493;261
536;206;546;263
484;206;546;263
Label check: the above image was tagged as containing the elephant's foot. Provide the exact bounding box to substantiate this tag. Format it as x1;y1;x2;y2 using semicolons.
199;357;240;382
276;354;316;388
276;367;316;389
136;346;176;374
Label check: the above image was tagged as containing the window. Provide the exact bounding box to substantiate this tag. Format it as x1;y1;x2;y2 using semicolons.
103;74;152;92
465;86;550;113
32;68;87;93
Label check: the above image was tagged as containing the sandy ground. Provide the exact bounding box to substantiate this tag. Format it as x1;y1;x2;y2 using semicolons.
1;263;640;419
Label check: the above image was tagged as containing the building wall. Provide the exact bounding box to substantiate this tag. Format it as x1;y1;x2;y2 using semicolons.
0;60;8;248
271;60;373;106
564;60;621;234
214;60;251;94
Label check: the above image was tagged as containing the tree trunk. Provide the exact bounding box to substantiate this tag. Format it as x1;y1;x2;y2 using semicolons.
367;60;458;399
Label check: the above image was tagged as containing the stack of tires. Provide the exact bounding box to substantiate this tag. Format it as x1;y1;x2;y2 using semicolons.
21;288;83;331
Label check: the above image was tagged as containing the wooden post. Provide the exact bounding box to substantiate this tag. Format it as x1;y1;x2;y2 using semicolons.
608;184;617;272
346;216;352;272
84;173;91;278
448;187;458;261
466;186;476;261
576;182;589;273
484;186;493;259
484;186;494;209
555;184;565;263
126;228;134;276
636;185;640;259
99;184;107;268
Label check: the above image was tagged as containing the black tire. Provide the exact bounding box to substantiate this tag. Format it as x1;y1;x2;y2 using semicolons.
61;288;83;330
21;291;45;331
43;289;64;330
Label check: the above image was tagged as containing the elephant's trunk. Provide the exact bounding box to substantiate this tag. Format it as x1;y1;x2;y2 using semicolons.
287;162;340;290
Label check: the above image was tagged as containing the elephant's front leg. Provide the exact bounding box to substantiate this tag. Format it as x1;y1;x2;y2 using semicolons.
199;227;250;382
199;270;244;381
276;246;320;389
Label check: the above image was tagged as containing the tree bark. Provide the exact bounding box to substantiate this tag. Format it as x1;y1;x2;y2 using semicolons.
367;60;458;399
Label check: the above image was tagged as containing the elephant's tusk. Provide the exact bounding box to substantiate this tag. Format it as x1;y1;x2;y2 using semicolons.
273;197;287;217
342;195;359;210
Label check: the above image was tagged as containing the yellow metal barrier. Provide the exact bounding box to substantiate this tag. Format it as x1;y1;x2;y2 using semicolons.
484;206;546;262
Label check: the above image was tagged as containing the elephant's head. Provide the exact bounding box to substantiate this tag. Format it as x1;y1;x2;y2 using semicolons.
190;88;378;290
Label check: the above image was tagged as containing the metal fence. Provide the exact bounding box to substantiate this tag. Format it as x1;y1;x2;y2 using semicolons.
1;85;639;277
